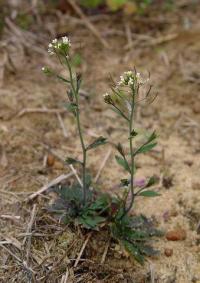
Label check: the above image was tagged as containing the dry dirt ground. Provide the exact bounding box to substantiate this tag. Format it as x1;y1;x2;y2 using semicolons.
0;3;200;283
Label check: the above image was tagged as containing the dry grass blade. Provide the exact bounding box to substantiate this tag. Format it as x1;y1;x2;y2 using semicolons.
124;22;133;50
74;233;92;267
27;173;74;201
94;149;112;183
23;204;37;265
69;164;83;187
60;268;69;283
57;113;68;138
100;240;110;264
0;215;20;221
17;108;67;117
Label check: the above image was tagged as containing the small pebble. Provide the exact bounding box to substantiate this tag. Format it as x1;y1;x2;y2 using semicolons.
166;228;186;241
47;154;55;167
164;248;173;257
53;161;64;170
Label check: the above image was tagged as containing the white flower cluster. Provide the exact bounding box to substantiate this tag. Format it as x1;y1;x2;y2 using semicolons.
118;71;150;87
118;71;135;86
48;36;71;55
136;72;150;85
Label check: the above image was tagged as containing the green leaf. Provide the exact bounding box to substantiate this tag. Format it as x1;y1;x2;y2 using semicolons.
116;143;124;156
138;190;160;197
78;215;105;229
65;102;78;115
59;184;83;203
146;176;157;188
57;75;70;84
122;240;144;264
86;136;107;150
110;107;129;121
136;142;157;154
115;155;130;173
89;194;110;211
65;157;82;165
67;89;74;102
140;245;159;256
147;131;157;143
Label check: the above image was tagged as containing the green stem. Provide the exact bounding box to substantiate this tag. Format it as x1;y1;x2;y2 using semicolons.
121;90;135;219
65;57;87;205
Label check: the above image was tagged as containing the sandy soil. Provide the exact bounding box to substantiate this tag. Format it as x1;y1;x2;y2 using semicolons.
0;3;200;282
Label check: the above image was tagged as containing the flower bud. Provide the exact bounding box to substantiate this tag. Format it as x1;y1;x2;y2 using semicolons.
103;93;113;104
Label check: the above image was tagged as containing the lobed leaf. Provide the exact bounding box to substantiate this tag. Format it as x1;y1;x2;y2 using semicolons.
135;142;157;154
146;176;157;188
65;102;78;115
115;155;130;173
78;215;105;229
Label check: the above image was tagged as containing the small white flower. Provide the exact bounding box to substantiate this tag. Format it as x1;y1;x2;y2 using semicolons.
103;93;109;98
48;49;54;55
47;37;71;55
42;67;45;71
128;77;134;86
62;36;71;46
126;71;133;76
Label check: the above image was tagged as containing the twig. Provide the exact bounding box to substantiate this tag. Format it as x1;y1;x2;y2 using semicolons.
23;204;37;265
100;240;110;264
17;108;66;117
1;235;22;250
67;0;109;48
124;22;133;49
0;214;20;221
61;268;69;283
94;149;112;183
74;233;92;267
147;33;178;46
149;263;155;283
57;113;68;138
27;173;73;201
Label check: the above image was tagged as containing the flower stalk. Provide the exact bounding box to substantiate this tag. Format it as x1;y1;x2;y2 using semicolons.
104;70;155;219
43;37;88;205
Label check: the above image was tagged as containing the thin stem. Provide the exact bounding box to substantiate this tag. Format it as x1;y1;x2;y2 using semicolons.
65;57;87;205
120;88;136;219
111;104;130;122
